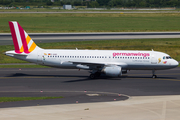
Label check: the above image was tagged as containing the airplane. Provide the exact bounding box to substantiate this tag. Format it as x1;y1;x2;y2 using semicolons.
5;21;179;79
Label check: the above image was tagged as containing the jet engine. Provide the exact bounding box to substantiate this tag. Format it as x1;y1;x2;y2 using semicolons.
103;66;122;77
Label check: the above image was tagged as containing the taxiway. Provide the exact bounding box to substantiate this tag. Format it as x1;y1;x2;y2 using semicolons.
0;68;180;108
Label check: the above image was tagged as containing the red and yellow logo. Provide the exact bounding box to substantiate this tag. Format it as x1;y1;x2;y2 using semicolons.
158;58;161;63
163;61;167;64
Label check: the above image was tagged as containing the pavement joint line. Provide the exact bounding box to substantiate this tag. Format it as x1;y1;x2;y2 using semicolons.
0;91;130;98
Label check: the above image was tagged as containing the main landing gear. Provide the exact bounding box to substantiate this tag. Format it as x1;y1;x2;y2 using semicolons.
152;70;157;78
89;72;101;79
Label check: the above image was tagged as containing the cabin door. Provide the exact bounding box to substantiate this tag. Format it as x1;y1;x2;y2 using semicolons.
151;53;157;64
37;51;43;64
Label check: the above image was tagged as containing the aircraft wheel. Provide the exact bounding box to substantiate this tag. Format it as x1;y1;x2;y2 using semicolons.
152;75;157;79
90;74;96;79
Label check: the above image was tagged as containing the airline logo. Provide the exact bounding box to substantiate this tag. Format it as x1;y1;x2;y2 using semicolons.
9;21;37;54
113;52;150;57
158;58;161;63
163;61;167;64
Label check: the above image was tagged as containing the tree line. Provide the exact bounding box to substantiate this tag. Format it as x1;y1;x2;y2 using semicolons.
0;0;180;8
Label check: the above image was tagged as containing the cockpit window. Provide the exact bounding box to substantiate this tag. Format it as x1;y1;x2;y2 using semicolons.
164;56;172;59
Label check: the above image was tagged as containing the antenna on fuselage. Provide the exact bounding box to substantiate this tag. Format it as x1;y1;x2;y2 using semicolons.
76;48;78;50
152;49;154;51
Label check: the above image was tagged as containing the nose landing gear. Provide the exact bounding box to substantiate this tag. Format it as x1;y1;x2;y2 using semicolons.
152;70;157;78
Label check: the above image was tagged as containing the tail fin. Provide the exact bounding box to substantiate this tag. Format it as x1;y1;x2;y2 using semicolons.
9;21;38;54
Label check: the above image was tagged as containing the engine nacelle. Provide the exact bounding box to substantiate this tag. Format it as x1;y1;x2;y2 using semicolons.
103;66;122;77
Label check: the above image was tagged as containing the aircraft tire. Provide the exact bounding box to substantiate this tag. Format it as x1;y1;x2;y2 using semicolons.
90;74;96;79
152;75;157;79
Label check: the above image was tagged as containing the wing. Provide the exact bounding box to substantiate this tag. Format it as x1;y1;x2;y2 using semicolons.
66;61;127;70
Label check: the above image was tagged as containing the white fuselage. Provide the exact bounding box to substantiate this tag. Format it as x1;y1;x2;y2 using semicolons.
13;48;178;71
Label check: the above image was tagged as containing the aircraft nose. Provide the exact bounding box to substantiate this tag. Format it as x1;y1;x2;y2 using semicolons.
172;60;179;67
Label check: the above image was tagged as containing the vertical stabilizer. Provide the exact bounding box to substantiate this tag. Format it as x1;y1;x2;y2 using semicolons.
9;21;38;54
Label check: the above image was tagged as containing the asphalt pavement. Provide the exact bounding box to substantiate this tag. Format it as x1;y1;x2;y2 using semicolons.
1;32;180;45
0;68;179;108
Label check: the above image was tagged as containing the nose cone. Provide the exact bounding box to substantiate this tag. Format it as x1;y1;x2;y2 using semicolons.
172;60;179;67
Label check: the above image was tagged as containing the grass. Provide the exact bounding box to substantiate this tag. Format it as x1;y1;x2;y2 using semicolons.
1;13;180;32
1;38;180;65
0;96;63;102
